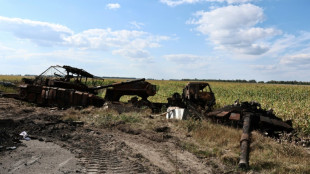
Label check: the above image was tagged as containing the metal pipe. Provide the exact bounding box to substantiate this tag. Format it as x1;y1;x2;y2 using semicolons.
239;113;252;168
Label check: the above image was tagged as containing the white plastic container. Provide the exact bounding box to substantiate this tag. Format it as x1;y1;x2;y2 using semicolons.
166;107;186;120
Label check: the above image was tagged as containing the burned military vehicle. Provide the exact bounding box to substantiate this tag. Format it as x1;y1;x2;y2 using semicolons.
167;82;216;117
95;78;157;102
182;82;216;111
167;83;293;168
19;65;105;107
207;100;293;168
19;65;157;108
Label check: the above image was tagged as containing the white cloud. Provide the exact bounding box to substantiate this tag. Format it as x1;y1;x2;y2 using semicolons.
188;4;281;55
0;43;15;52
64;29;169;60
250;65;276;71
160;0;202;6
0;16;73;46
64;28;148;49
0;16;169;61
268;32;310;57
160;0;252;6
164;54;204;62
130;21;145;29
280;54;310;66
106;3;120;9
207;0;253;4
113;49;151;60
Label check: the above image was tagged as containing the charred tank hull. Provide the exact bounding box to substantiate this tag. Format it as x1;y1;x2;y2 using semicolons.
19;84;104;107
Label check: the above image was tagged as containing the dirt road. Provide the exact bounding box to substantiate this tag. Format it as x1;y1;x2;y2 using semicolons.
0;97;231;173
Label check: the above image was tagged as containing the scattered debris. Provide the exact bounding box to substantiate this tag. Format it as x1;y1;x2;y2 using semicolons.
6;146;16;150
20;131;31;141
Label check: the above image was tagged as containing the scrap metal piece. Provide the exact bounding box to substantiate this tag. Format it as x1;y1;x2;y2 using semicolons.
229;113;241;121
216;111;230;117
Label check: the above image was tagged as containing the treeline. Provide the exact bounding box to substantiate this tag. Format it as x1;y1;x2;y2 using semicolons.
178;79;310;85
179;79;261;83
265;80;310;85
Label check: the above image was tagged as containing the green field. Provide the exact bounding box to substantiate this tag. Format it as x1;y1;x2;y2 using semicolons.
1;75;310;135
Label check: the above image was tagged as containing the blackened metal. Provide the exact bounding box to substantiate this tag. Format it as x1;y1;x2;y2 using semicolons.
206;101;293;133
100;78;157;102
182;82;216;111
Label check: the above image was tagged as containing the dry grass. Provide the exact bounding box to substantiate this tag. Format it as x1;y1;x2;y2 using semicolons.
63;106;148;128
0;86;17;93
175;119;310;173
0;75;30;93
64;106;310;173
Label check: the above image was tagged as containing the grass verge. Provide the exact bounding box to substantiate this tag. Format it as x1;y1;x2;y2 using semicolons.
174;119;310;173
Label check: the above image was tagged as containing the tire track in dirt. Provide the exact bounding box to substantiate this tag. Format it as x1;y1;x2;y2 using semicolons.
69;132;163;174
119;132;215;174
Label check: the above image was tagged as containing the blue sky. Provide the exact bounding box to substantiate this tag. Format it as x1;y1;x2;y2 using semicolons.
1;0;310;81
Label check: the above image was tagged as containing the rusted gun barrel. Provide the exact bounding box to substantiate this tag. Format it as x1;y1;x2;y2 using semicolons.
91;78;146;91
239;113;252;168
206;101;294;168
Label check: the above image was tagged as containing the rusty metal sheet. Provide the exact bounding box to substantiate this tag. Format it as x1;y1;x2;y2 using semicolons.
56;88;66;107
29;85;42;93
207;110;223;116
216;111;230;117
28;93;36;102
82;93;88;106
36;90;44;104
68;90;74;105
229;113;241;121
87;93;94;105
47;88;57;105
75;91;84;106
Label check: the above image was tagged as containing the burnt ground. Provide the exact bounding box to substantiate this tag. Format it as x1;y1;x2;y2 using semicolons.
0;97;234;174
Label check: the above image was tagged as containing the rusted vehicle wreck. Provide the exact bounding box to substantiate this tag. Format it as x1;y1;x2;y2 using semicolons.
207;100;293;168
18;65;157;108
167;83;294;168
